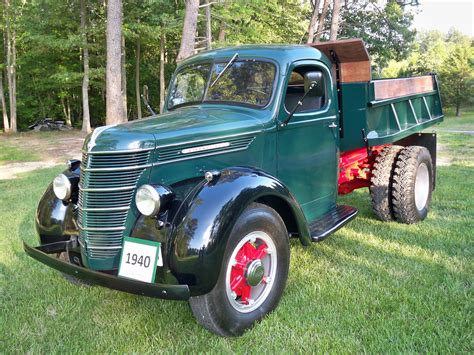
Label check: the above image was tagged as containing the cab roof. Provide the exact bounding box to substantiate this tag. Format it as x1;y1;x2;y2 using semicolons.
178;44;332;71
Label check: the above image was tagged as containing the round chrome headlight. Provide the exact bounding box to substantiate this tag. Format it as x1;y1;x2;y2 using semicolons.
53;174;72;201
135;185;161;216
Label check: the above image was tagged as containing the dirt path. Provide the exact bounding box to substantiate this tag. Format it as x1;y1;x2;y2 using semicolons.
0;130;86;180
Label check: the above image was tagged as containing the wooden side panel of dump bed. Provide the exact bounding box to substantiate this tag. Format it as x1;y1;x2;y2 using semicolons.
373;76;435;100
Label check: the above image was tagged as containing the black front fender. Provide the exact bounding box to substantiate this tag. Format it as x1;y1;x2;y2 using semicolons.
169;166;310;296
36;168;79;245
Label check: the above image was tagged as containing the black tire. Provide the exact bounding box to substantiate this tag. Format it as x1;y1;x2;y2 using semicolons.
189;202;290;337
392;146;434;224
57;252;92;287
370;145;403;221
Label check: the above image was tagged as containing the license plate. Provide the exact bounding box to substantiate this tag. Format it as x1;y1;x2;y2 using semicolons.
118;237;162;283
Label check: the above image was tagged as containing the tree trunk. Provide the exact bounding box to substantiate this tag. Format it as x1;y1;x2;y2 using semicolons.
329;0;341;41
0;70;9;132
61;96;72;125
205;0;212;50
307;0;321;44
135;35;142;119
456;103;461;117
218;21;226;42
106;0;125;125
67;97;72;126
315;0;329;42
159;33;166;114
121;34;128;120
176;0;199;63
5;0;17;132
81;0;92;133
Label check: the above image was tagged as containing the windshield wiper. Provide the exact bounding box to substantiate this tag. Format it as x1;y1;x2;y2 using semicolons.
210;53;239;88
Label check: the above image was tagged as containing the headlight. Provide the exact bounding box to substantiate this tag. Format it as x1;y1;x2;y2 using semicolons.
135;185;161;216
53;174;72;201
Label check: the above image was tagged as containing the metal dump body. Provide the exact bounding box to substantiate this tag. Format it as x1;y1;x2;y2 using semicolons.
311;39;444;153
339;74;444;152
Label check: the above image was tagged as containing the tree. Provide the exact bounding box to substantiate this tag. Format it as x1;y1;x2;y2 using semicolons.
121;33;128;120
0;69;9;132
307;0;321;44
176;0;199;63
315;0;329;42
382;29;474;115
80;0;91;133
159;33;166;113
4;0;16;132
135;29;142;119
439;35;473;116
106;0;125;125
329;0;341;41
204;0;212;50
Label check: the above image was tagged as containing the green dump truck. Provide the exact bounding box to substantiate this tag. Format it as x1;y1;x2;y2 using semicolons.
25;39;444;336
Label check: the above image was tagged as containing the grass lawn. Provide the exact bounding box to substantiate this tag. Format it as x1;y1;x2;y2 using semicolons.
0;137;39;164
0;112;472;352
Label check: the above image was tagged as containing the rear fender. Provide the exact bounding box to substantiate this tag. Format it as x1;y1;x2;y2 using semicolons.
395;132;437;188
169;166;310;296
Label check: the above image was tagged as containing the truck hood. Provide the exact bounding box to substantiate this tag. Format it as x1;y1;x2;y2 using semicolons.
84;105;265;153
117;105;265;145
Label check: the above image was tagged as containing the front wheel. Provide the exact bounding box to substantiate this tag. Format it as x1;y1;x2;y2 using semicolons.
189;203;290;336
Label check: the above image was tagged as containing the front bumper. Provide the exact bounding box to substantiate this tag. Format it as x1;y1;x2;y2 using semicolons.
23;241;190;300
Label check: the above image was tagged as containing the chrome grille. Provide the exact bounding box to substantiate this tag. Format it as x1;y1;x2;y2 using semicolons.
78;150;151;262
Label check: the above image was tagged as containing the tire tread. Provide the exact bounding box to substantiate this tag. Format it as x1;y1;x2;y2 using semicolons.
370;145;403;221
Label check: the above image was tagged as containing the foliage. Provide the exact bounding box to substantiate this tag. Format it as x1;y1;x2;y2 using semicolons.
0;0;455;129
1;110;473;351
382;29;474;114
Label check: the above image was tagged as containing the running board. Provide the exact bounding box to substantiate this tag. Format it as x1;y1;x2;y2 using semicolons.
309;205;358;242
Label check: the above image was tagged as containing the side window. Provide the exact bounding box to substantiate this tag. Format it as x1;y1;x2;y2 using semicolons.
284;66;326;114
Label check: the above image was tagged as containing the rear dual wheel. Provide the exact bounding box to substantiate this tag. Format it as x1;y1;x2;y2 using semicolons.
392;146;433;223
189;203;289;337
370;145;433;224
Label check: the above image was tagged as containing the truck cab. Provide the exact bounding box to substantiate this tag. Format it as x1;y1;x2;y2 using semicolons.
25;39;443;337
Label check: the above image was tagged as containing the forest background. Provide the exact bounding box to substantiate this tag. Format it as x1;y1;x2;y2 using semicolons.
0;0;472;133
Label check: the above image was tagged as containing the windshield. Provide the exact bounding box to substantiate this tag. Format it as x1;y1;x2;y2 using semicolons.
167;60;276;110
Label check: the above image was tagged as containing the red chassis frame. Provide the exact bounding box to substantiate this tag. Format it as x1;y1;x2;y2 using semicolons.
338;145;386;195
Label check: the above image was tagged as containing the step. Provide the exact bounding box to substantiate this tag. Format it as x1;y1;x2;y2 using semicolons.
309;205;358;242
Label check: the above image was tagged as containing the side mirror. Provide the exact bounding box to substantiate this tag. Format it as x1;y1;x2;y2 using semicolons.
304;71;324;96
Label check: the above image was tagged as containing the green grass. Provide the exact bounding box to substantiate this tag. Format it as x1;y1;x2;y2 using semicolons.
1;114;473;353
0;137;39;164
440;108;474;131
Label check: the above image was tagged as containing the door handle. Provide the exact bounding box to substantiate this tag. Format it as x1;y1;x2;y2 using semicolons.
328;122;337;128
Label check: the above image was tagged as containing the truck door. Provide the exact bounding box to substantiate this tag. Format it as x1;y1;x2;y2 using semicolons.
277;61;339;222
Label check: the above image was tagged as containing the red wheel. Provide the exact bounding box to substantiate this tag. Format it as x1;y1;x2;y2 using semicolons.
225;231;277;313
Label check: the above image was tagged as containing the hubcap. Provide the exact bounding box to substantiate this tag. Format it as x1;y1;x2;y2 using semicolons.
225;231;277;313
246;259;265;286
415;162;430;211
